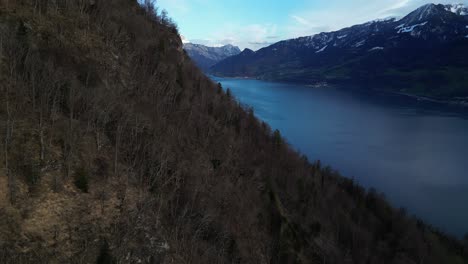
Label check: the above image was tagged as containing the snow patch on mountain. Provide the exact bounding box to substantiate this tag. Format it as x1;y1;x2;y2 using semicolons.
398;21;428;33
369;17;398;24
353;40;366;48
337;35;347;39
316;45;328;53
445;4;468;15
369;47;384;51
395;24;405;29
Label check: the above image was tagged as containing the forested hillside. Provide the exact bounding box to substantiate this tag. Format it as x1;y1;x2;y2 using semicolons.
0;1;467;263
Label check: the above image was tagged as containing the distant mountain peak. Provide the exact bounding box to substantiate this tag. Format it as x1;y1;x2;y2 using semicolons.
210;2;468;95
184;43;240;50
403;3;444;22
398;3;466;25
219;44;242;53
183;43;241;71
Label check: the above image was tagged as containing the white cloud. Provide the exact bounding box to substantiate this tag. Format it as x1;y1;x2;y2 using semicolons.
187;23;279;50
285;0;468;41
181;35;190;43
291;15;314;27
380;0;412;15
182;0;468;50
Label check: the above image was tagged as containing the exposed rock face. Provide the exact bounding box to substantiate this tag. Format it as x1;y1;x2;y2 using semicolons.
184;43;241;71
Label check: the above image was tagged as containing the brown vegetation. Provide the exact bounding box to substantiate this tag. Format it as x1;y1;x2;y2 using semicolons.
0;1;467;263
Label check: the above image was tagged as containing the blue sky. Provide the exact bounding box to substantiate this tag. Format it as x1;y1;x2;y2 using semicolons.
156;0;468;50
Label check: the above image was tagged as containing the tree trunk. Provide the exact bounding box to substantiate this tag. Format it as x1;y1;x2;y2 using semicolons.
40;0;48;15
114;124;121;177
65;83;74;178
39;105;45;161
5;77;15;204
32;78;36;111
34;0;39;14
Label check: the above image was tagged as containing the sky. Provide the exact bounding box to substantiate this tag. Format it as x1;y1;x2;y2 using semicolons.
156;0;468;50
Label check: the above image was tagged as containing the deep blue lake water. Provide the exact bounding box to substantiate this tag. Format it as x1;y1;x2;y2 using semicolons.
213;77;468;238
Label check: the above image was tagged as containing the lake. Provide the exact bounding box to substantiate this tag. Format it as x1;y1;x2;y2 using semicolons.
213;77;468;238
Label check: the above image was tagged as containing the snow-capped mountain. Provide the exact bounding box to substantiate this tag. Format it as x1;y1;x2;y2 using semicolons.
183;43;241;71
211;3;468;98
445;3;468;15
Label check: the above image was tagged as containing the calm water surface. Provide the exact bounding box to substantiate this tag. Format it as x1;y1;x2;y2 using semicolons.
213;77;468;237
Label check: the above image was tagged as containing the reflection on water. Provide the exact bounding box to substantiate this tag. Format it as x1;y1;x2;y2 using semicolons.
213;77;468;237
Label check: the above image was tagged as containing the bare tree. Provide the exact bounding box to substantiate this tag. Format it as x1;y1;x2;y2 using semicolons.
113;121;122;177
40;0;48;15
4;42;16;204
64;80;79;178
4;78;14;204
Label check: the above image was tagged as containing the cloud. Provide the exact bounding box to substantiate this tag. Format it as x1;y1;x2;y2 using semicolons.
291;15;314;27
379;0;467;17
380;0;412;15
285;0;468;40
181;35;190;43
187;23;279;50
181;0;468;50
189;38;236;47
248;41;275;46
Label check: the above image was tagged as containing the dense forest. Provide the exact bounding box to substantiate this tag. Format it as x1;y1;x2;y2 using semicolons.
0;1;467;263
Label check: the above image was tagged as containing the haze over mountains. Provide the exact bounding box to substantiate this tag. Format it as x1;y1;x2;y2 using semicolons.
207;3;468;99
183;43;241;71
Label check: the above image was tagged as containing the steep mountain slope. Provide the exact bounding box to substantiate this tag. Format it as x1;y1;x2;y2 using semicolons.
184;43;241;71
0;1;467;263
211;3;468;98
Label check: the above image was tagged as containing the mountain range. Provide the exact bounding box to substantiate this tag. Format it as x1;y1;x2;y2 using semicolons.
183;43;241;71
210;3;468;99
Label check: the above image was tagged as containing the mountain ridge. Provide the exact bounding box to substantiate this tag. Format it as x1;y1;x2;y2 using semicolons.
210;3;468;99
184;43;241;71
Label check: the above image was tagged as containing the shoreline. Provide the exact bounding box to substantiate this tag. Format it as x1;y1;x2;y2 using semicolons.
210;74;468;108
377;90;468;108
